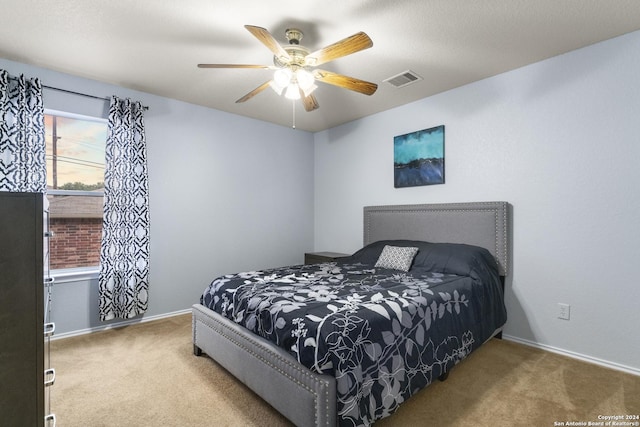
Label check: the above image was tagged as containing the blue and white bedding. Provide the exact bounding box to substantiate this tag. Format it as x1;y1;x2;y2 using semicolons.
200;240;507;426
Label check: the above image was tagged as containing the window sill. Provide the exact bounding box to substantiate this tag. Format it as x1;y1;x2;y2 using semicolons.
49;267;99;284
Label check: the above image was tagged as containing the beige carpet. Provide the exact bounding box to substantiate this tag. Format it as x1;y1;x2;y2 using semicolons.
51;314;640;426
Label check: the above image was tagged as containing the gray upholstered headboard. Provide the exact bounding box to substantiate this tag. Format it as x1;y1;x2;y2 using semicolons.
363;201;510;276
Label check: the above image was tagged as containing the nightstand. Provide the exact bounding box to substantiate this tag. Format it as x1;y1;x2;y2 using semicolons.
304;251;349;265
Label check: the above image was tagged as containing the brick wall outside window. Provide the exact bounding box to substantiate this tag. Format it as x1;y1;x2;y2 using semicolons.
49;218;102;269
47;194;103;270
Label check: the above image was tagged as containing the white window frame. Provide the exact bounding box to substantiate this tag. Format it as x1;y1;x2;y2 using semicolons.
44;109;107;283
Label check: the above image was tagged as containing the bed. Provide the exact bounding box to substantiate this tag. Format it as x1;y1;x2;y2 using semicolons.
192;201;510;426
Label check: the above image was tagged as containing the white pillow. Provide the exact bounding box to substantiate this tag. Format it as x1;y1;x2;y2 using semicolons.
374;245;419;271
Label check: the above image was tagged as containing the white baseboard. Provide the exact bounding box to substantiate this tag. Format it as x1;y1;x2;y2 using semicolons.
51;308;192;340
502;334;640;377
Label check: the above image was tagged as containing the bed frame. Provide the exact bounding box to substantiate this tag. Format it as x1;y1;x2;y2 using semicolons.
192;201;510;426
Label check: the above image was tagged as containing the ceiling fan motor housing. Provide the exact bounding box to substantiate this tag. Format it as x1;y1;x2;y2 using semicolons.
274;28;309;69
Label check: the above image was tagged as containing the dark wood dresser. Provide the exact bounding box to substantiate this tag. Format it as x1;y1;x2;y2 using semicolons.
0;192;45;426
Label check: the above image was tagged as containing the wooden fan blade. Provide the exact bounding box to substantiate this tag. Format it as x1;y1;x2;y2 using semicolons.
299;88;320;112
304;32;373;66
198;64;271;69
236;81;272;103
245;25;291;63
313;70;378;95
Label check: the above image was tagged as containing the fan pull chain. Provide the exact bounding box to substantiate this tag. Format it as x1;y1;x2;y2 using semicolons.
292;99;296;129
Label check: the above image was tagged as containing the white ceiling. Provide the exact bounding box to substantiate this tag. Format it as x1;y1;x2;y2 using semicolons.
2;0;640;132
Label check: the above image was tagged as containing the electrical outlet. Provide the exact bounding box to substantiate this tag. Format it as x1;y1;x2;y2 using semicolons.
558;303;570;320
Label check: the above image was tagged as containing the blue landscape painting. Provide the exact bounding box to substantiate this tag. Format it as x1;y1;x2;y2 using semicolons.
394;125;445;188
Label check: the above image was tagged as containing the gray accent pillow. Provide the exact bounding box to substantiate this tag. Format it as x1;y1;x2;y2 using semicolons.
374;245;419;271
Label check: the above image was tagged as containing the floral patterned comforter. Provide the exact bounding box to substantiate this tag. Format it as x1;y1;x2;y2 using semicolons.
201;243;506;426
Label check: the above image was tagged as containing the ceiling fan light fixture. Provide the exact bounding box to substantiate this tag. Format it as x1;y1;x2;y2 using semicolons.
272;67;317;99
273;68;292;87
285;83;301;100
296;69;315;91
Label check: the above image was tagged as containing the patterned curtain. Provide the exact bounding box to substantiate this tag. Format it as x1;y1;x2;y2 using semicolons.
0;70;46;192
99;96;150;321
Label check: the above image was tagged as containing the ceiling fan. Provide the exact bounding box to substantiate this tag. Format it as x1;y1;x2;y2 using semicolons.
198;25;378;112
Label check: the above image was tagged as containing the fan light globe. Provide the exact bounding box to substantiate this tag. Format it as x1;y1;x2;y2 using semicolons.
296;69;315;91
274;68;292;88
285;83;301;100
272;68;316;99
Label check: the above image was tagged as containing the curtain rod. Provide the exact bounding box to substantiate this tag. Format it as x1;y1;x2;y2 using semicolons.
5;75;148;110
43;84;110;102
42;85;149;111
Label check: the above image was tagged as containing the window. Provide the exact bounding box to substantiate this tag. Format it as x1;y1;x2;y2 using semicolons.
45;110;108;271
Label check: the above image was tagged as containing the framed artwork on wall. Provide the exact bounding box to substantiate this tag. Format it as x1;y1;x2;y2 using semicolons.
394;125;445;188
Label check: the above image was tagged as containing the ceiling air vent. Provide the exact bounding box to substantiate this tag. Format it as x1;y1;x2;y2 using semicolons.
383;70;423;88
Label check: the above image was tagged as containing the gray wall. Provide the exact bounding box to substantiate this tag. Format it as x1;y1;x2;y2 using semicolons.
3;29;640;373
313;30;640;373
0;58;315;335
